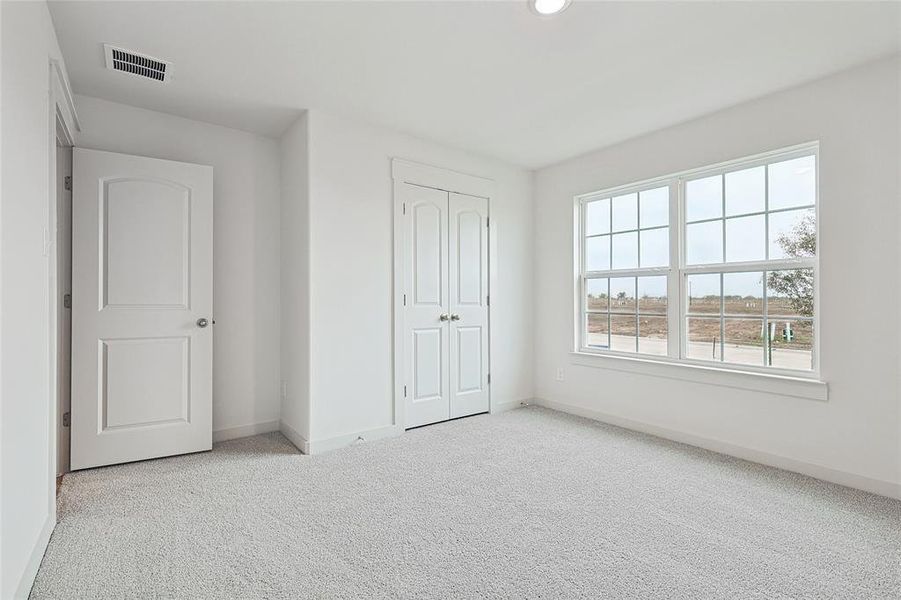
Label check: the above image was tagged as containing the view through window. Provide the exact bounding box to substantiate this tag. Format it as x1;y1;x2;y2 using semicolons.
578;145;817;373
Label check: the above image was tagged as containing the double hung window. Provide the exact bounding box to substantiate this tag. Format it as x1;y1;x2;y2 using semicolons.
577;144;818;374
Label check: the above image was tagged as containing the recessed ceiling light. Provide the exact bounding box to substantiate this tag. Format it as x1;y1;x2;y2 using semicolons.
530;0;571;16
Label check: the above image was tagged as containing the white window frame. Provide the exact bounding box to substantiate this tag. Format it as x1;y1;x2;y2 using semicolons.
574;142;820;382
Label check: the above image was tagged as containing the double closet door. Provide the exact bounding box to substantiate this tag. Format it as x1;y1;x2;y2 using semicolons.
403;183;489;429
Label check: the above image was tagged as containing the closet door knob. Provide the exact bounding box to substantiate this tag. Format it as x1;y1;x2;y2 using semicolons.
450;314;460;321
439;313;450;322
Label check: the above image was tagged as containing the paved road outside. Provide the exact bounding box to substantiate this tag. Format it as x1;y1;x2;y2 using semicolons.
586;333;812;370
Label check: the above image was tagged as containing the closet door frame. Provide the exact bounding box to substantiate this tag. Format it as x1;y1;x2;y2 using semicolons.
392;159;496;431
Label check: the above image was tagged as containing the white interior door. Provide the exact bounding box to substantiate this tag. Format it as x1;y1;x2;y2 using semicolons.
448;192;489;419
403;183;450;428
71;148;213;470
402;184;489;429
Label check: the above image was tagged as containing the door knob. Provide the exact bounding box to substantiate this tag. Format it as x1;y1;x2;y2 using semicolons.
439;313;450;322
450;314;460;321
196;318;209;328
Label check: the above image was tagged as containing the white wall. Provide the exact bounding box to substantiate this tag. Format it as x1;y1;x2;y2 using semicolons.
279;113;311;445
288;110;534;446
533;57;901;497
0;2;70;596
74;95;283;440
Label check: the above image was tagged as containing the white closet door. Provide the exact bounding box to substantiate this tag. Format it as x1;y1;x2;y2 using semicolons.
403;183;451;428
70;148;213;470
448;192;490;418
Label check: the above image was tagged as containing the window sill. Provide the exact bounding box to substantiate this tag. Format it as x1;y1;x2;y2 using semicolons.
569;351;828;401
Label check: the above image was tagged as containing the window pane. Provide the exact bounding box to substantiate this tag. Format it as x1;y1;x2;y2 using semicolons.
723;318;764;366
725;165;765;216
766;269;814;318
768;155;816;210
686;175;722;222
767;319;813;370
723;271;763;316
585;235;610;271
638;276;667;314
612;193;637;232
586;313;610;350
725;214;765;263
585;278;609;312
638;316;667;356
639;227;668;268
609;277;636;313
639;186;669;228
585;198;610;236
612;231;638;269
610;314;637;352
686;273;721;314
687;317;720;361
769;208;815;259
686;220;723;264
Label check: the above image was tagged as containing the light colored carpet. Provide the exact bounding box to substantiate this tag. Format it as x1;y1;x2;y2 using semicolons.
30;406;901;599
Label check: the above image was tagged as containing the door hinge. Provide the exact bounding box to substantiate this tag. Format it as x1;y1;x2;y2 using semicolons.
63;293;71;308
64;176;72;191
486;294;490;306
487;373;491;384
403;203;406;215
486;217;489;228
62;412;70;427
403;385;407;398
403;293;406;306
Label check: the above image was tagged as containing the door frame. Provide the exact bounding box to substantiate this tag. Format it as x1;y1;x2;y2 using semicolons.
48;59;79;485
391;159;497;430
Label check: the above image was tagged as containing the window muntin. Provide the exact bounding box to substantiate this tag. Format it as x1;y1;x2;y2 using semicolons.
577;144;817;375
581;183;672;358
683;268;814;369
684;155;817;267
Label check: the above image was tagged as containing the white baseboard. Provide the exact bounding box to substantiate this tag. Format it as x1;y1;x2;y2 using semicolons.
212;420;280;443
279;419;310;454
14;514;55;599
533;398;901;500
491;398;527;414
309;424;401;454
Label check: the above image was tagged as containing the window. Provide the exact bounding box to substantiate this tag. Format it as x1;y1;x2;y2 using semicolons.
577;144;817;375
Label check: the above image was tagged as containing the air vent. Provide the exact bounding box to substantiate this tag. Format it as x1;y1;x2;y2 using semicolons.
103;44;171;83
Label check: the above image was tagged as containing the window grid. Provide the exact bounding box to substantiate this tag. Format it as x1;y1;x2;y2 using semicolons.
583;190;670;273
577;143;818;376
581;183;672;356
684;270;815;367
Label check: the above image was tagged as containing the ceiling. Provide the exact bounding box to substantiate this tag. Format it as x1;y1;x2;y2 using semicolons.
49;1;900;169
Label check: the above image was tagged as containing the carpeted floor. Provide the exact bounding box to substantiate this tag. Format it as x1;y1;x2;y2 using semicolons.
30;406;901;599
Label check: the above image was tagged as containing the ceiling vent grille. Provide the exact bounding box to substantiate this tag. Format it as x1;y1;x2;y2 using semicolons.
103;44;171;83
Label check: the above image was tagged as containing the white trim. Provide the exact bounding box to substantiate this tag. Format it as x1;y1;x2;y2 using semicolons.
308;424;401;454
14;515;55;599
391;158;496;431
49;58;81;134
533;398;899;500
279;419;310;454
392;159;494;199
212;420;280;443
570;350;826;401
491;399;527;414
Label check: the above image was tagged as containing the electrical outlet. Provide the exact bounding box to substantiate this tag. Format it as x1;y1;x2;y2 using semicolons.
555;367;565;382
